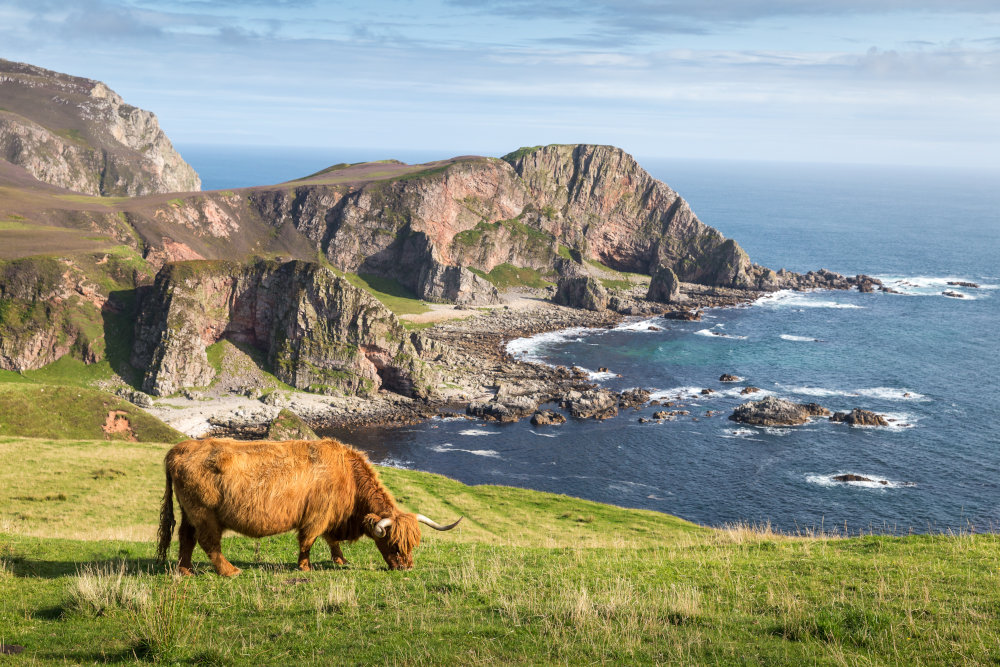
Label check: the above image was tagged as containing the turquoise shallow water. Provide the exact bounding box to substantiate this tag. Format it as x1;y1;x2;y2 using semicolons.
184;148;1000;533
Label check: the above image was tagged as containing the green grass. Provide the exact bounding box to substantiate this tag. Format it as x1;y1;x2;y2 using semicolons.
0;437;998;664
468;264;554;289
500;145;544;162
342;273;430;316
0;385;184;443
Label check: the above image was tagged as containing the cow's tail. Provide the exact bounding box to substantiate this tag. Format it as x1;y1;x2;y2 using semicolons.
156;467;176;565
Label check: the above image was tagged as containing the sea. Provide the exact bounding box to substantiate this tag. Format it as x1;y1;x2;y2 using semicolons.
181;144;1000;534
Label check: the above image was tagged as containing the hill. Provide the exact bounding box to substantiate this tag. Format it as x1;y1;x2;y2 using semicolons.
0;436;997;663
0;59;200;196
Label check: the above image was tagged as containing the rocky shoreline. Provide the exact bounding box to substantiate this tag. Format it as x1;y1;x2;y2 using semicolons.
139;269;893;439
142;281;771;438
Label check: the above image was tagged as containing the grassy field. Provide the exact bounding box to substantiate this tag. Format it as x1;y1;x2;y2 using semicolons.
1;438;998;664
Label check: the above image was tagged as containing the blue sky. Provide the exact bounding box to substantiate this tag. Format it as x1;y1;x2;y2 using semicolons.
2;0;999;168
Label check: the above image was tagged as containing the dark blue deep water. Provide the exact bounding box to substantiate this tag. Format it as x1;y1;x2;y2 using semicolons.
183;147;1000;533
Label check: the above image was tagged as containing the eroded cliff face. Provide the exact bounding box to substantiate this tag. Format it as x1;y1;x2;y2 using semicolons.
0;59;200;196
0;250;153;371
128;145;779;298
131;259;438;398
504;144;763;288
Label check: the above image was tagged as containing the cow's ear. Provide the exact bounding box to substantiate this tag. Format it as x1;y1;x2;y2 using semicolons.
362;514;383;538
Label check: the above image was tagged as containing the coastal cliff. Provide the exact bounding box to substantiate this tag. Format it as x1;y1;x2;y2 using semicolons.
0;59;200;196
131;259;438;398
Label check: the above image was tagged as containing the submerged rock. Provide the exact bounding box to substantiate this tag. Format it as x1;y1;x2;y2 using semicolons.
740;386;761;395
719;374;741;382
947;281;979;288
832;473;887;485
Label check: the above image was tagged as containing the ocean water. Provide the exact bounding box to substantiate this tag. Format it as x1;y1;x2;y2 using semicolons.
182;147;1000;533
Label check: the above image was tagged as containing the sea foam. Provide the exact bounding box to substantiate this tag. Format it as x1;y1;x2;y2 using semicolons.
755;290;864;310
777;385;926;401
806;473;915;489
780;334;822;342
506;327;594;365
459;429;498;437
431;443;501;458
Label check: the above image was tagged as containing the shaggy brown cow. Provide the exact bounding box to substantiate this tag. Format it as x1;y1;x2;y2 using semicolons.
156;438;461;575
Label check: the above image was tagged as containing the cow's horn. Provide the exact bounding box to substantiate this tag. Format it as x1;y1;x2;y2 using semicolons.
373;517;393;537
416;514;463;531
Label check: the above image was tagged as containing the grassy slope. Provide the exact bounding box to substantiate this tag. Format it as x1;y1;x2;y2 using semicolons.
0;438;998;664
0;385;185;443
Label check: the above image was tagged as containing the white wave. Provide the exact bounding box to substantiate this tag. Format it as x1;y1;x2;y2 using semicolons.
579;368;617;381
614;318;663;332
505;326;595;365
876;274;995;298
648;386;704;401
432;414;468;422
694;328;747;340
761;427;794;436
532;432;559;438
806;473;915;489
777;384;926;401
720;428;760;440
376;457;413;470
459;428;498;437
780;334;822;342
430;443;501;458
755;290;864;310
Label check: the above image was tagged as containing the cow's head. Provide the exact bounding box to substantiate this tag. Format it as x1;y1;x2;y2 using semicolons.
364;512;462;570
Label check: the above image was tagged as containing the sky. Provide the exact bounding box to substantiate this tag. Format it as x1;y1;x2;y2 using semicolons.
1;0;999;168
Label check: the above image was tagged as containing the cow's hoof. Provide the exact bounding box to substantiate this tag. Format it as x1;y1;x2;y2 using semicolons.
178;566;195;576
220;567;242;578
298;563;312;572
333;557;348;566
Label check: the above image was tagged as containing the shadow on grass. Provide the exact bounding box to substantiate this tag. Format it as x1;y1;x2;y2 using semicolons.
10;555;355;580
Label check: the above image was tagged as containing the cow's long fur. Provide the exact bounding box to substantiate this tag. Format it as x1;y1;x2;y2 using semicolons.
157;438;424;575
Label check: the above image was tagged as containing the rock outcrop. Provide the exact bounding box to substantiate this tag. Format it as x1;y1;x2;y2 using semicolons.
0;59;200;195
829;409;889;427
560;388;618;420
131;259;437;398
647;265;681;303
265;409;319;440
554;276;608;311
728;396;828;426
531;409;566;426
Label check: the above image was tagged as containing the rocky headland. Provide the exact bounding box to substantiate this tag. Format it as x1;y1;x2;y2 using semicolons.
0;59;901;438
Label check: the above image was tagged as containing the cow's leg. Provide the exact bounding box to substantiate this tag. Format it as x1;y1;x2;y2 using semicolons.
322;534;349;565
297;530;320;571
196;517;240;577
177;512;196;576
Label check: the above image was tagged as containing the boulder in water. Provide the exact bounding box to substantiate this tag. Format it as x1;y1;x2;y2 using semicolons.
728;396;822;426
829;409;889;427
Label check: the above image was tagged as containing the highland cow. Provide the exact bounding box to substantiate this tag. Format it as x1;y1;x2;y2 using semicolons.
156;438;461;575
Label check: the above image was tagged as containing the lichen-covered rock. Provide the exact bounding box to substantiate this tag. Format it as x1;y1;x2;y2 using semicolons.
553;276;608;311
0;59;200;195
728;396;827;426
829;409;889;427
265;409;318;440
131;259;437;398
